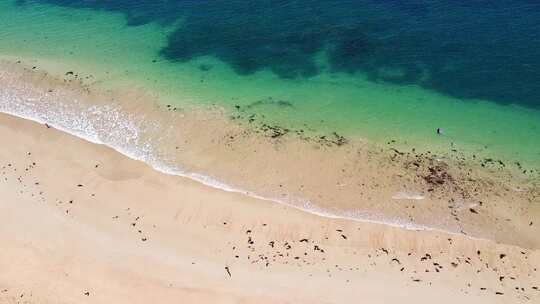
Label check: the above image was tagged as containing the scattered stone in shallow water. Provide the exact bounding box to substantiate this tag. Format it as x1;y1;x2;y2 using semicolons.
246;97;294;109
199;64;213;71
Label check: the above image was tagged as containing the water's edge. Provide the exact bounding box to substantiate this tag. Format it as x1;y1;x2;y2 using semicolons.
0;107;491;243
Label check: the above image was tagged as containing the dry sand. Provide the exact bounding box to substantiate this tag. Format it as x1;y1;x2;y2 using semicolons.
0;112;539;303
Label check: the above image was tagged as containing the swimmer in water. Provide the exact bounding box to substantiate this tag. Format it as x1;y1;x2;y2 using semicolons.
437;128;442;135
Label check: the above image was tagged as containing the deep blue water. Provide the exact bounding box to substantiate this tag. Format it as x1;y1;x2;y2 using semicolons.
16;0;540;109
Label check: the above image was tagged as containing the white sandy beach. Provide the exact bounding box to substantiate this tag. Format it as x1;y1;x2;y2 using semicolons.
0;112;539;303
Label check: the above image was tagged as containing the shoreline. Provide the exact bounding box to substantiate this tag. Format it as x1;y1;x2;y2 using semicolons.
1;107;539;303
0;109;480;238
1;57;539;249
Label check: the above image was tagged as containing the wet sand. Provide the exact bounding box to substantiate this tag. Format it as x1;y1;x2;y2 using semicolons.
0;112;539;303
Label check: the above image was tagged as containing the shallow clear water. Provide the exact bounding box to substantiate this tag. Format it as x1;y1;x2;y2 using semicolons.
1;0;540;168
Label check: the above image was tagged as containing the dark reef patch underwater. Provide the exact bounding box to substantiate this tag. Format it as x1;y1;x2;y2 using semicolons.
14;0;540;109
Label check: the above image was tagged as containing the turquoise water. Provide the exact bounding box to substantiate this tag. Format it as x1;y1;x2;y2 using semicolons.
1;0;540;169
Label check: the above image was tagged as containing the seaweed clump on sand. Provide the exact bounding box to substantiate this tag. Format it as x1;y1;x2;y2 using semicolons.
424;165;453;186
260;124;290;139
317;132;348;147
229;104;349;147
